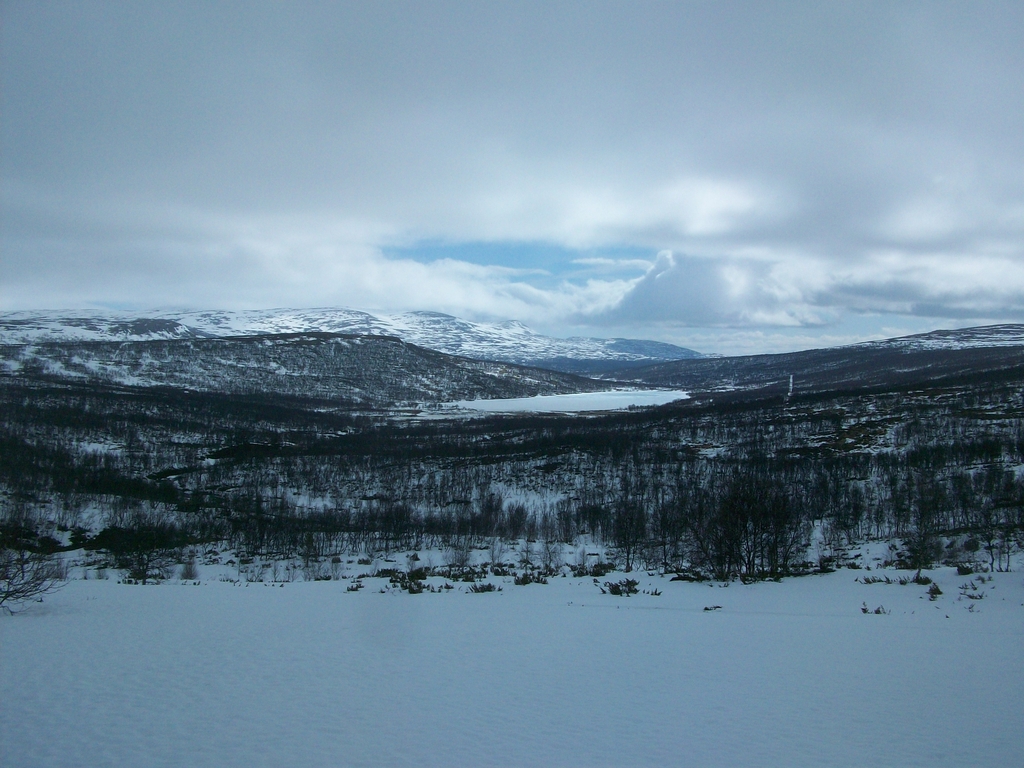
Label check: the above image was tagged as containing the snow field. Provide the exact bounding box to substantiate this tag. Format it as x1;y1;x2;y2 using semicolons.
2;561;1022;768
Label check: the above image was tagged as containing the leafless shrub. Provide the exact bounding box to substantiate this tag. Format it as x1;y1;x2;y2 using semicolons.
541;540;562;571
242;562;265;582
487;537;507;567
444;537;472;569
518;540;533;567
179;557;199;580
1;549;65;612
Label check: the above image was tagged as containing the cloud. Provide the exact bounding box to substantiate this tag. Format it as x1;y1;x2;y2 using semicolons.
0;203;635;325
595;242;1024;331
477;174;769;243
571;257;654;272
596;251;821;327
823;250;1024;319
3;2;1024;350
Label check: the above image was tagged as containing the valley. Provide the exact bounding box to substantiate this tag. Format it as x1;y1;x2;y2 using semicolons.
3;315;1023;768
2;320;1023;583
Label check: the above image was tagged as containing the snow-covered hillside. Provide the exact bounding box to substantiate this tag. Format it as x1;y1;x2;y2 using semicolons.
858;324;1024;351
0;334;608;407
0;308;701;372
609;323;1024;395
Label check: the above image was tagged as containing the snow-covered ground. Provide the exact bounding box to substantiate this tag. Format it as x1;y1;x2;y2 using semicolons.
447;389;690;413
3;560;1022;767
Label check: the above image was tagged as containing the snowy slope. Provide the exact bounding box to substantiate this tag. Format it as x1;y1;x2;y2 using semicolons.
609;322;1024;396
858;324;1024;351
0;334;608;406
0;308;700;370
0;311;209;342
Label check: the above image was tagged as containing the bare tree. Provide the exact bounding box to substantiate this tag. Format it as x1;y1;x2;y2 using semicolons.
1;511;66;612
613;499;648;573
1;550;65;611
91;506;183;584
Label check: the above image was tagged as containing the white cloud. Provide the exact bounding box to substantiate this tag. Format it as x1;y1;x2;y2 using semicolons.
4;3;1024;351
0;208;638;326
445;173;780;249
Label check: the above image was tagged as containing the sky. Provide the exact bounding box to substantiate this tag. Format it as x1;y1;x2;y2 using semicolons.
2;1;1023;355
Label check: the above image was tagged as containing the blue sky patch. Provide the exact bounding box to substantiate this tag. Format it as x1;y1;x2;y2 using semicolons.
383;241;655;280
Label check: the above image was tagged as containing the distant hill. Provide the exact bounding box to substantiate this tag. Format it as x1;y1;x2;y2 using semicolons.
0;333;609;408
605;324;1024;401
10;312;1023;405
0;308;702;373
855;324;1024;351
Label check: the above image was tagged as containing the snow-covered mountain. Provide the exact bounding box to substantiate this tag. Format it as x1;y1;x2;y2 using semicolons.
0;308;701;373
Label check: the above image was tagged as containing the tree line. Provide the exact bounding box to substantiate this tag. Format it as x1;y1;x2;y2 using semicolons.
2;375;1024;593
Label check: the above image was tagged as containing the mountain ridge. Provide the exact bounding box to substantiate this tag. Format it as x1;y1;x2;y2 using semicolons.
0;308;701;373
606;324;1024;401
0;332;609;408
855;324;1024;351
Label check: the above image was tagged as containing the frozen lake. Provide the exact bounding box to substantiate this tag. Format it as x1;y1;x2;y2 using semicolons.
2;562;1022;767
448;389;690;413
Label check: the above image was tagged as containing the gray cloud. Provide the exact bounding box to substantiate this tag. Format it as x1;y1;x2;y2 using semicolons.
600;252;814;328
2;1;1024;350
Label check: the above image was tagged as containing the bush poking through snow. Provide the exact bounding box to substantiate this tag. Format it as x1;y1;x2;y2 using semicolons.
514;572;547;586
959;580;986;599
859;575;892;584
373;566;434;593
861;602;890;614
468;582;500;593
571;561;616;578
602;578;639;596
